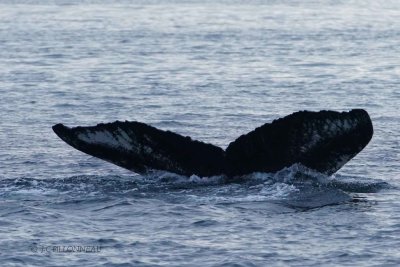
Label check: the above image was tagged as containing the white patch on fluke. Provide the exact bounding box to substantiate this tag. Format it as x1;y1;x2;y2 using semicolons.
77;128;134;151
76;127;182;171
301;117;358;153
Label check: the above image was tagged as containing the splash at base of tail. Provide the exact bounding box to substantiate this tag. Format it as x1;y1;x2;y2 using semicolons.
52;109;373;178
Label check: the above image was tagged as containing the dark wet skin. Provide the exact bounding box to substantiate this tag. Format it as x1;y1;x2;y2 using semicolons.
53;109;373;178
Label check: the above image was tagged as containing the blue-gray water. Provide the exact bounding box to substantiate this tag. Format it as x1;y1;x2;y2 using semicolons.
1;1;399;266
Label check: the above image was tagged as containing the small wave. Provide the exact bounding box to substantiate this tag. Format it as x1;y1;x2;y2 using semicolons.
240;164;389;193
0;165;389;209
192;219;219;227
328;174;390;193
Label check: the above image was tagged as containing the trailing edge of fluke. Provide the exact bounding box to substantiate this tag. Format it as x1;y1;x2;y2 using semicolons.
52;109;373;178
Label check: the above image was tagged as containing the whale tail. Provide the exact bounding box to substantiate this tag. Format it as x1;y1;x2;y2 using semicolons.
52;109;373;177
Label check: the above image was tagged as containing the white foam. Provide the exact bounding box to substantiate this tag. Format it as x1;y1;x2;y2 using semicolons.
260;183;299;200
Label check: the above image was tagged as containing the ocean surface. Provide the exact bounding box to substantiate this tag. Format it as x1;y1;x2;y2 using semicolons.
0;1;399;266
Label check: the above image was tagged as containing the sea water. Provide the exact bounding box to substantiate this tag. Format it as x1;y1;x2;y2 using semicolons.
0;1;399;266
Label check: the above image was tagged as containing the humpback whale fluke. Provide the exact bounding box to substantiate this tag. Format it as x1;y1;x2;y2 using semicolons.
52;109;373;177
